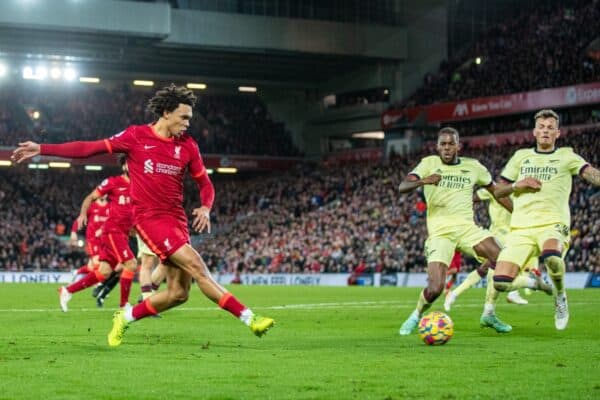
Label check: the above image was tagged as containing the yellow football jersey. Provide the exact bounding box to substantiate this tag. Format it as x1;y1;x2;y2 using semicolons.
410;156;492;234
500;147;588;228
476;188;511;235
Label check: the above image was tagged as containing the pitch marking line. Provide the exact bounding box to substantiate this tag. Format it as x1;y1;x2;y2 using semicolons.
0;300;597;313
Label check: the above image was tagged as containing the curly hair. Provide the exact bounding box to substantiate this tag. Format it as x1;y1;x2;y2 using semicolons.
147;84;197;118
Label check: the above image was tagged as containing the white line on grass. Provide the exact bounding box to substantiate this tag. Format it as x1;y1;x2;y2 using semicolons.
0;300;596;313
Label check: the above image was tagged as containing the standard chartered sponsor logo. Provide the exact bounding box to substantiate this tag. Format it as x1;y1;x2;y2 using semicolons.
144;159;154;174
155;162;181;175
143;159;181;175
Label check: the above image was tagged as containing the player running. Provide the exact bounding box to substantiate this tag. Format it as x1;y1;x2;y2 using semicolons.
443;188;535;312
69;196;109;280
492;109;600;330
58;156;137;311
397;127;518;335
13;84;274;346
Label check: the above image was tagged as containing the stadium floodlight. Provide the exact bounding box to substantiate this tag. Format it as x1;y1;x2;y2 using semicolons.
187;83;207;90
35;66;48;80
22;66;34;79
475;57;482;65
63;68;77;81
0;64;7;77
50;67;62;80
217;167;237;174
0;160;12;167
32;110;40;120
28;163;49;169
206;168;214;175
77;240;84;248
238;86;257;93
133;80;154;87
79;77;100;84
352;131;385;140
48;161;71;168
84;165;103;171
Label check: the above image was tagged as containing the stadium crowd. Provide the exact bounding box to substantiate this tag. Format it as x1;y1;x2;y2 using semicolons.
404;0;599;106
0;84;300;157
2;126;599;275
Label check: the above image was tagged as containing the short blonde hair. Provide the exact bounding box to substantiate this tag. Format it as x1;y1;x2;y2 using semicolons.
534;109;559;126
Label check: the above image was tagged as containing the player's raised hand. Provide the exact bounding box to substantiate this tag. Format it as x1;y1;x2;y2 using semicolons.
192;206;211;233
514;177;542;193
422;174;442;185
12;141;41;163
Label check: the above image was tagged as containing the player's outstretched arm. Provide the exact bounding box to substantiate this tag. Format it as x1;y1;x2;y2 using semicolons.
78;190;102;227
11;141;40;163
12;139;110;163
190;171;215;233
494;177;542;198
581;166;600;186
398;173;441;194
483;183;513;212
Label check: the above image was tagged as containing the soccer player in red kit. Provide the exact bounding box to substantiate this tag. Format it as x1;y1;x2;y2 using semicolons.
444;251;462;294
70;196;109;278
13;84;274;346
58;156;137;311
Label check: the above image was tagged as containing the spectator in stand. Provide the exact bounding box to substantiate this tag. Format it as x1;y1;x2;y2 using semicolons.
399;0;600;107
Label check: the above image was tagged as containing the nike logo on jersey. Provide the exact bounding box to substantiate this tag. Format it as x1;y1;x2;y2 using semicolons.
460;169;470;174
144;145;156;150
118;187;127;191
523;159;530;164
549;159;560;163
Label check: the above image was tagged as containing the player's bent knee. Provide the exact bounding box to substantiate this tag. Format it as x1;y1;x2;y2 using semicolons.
541;253;563;274
493;275;514;292
168;287;190;305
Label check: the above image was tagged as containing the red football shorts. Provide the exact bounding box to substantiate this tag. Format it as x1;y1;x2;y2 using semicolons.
98;231;135;268
135;214;189;262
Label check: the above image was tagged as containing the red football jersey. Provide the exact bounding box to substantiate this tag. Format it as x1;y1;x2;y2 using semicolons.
85;201;110;244
106;125;208;221
96;175;133;234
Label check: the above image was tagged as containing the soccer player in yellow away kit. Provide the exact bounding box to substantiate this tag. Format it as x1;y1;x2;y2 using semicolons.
398;127;517;335
443;188;542;312
493;109;600;330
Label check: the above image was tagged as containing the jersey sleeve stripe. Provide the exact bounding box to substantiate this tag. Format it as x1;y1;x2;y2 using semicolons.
579;163;590;175
104;139;113;154
135;225;166;260
191;168;207;178
107;233;124;264
499;175;514;183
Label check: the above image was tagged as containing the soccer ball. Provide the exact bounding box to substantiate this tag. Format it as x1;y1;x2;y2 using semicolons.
418;311;454;345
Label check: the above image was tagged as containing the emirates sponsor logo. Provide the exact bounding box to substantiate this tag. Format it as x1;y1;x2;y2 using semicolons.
144;159;154;174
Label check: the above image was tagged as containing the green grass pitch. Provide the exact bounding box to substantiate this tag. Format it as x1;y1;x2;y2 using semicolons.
1;285;599;399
